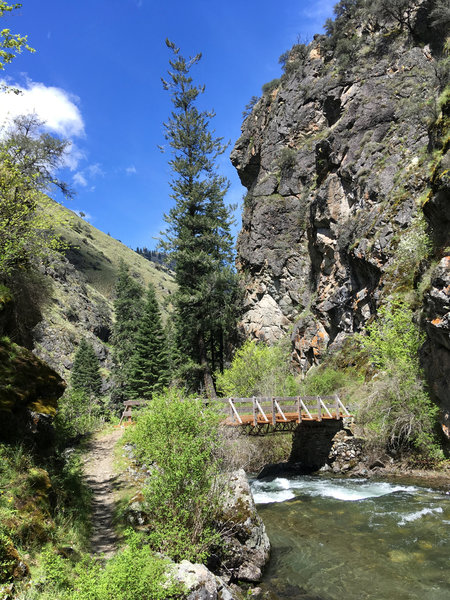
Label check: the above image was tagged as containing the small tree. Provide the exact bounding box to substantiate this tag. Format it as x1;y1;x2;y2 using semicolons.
111;262;143;403
71;338;102;398
128;284;170;399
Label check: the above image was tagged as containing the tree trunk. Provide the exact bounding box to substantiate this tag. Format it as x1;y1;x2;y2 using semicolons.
198;333;216;398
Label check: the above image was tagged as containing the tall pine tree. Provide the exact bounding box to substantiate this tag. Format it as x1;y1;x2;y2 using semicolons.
111;261;144;403
160;40;239;397
71;338;102;397
128;283;170;399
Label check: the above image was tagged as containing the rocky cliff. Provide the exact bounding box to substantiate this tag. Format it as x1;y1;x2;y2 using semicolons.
231;1;449;424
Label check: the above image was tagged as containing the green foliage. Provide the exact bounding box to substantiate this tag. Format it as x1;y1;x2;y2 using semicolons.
357;301;441;456
215;339;300;398
242;95;259;119
71;338;102;397
358;300;422;372
277;147;297;172
159;40;239;395
111;262;144;403
54;388;103;439
279;42;308;75
33;532;183;600
0;441;92;588
128;284;170;399
128;389;222;562
261;78;280;94
0;115;72;276
393;218;432;286
0;2;34;71
301;367;348;396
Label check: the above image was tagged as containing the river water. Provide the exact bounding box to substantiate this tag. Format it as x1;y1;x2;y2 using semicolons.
250;475;450;600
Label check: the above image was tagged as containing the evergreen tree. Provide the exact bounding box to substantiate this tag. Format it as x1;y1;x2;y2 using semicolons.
160;40;239;397
71;338;102;397
128;284;170;399
111;261;144;402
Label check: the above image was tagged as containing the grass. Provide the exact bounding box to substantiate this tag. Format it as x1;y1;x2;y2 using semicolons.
40;198;176;312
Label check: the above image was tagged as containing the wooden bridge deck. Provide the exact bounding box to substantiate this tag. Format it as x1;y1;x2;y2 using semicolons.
220;395;351;433
119;394;351;434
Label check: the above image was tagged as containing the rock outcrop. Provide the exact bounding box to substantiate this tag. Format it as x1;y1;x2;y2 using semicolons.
169;561;243;600
211;469;270;584
0;337;65;447
231;1;449;423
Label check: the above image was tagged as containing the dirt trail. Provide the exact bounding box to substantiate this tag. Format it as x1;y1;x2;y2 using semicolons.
83;427;124;559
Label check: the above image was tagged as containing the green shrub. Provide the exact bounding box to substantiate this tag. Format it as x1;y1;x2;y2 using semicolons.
261;78;280;95
215;339;300;398
54;389;103;439
278;147;297;172
127;389;223;562
357;300;441;457
388;216;431;290
72;533;182;600
301;367;348;395
34;532;183;600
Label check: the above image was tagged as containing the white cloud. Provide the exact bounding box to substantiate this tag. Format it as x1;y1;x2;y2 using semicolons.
73;172;87;187
126;165;137;175
63;143;86;171
72;162;104;188
0;78;85;139
87;163;104;177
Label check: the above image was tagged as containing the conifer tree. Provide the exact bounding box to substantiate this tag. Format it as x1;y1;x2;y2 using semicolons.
128;284;170;399
111;261;144;402
71;338;102;397
160;40;239;396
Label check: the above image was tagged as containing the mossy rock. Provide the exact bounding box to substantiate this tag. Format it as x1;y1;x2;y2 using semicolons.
0;339;65;415
0;338;65;446
0;533;29;584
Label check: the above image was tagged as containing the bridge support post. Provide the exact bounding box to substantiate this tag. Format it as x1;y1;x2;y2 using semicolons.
289;419;343;472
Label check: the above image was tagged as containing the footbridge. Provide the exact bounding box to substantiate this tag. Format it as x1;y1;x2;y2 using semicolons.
219;395;351;435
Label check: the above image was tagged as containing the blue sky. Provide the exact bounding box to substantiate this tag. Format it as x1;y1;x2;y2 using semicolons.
1;0;335;250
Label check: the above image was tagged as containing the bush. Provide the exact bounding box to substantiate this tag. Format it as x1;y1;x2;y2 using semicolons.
261;78;280;95
278;147;297;172
35;532;183;600
127;389;223;562
357;300;441;457
301;367;348;395
215;339;300;398
54;389;103;439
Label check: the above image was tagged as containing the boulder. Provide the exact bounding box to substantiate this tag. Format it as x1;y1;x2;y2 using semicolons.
211;469;270;583
169;560;243;600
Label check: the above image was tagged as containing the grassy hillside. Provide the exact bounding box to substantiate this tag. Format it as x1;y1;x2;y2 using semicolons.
48;199;176;309
30;198;176;381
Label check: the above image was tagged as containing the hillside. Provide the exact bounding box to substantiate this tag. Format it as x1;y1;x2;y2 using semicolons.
231;1;449;429
25;199;175;383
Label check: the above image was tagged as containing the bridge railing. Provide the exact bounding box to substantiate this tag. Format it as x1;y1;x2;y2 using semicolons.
215;395;350;427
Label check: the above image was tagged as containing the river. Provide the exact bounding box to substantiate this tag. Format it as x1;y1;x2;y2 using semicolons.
250;475;450;600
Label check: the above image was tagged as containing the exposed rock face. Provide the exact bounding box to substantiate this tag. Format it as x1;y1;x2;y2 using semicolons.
0;338;65;447
232;3;449;420
169;561;243;600
211;469;270;584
